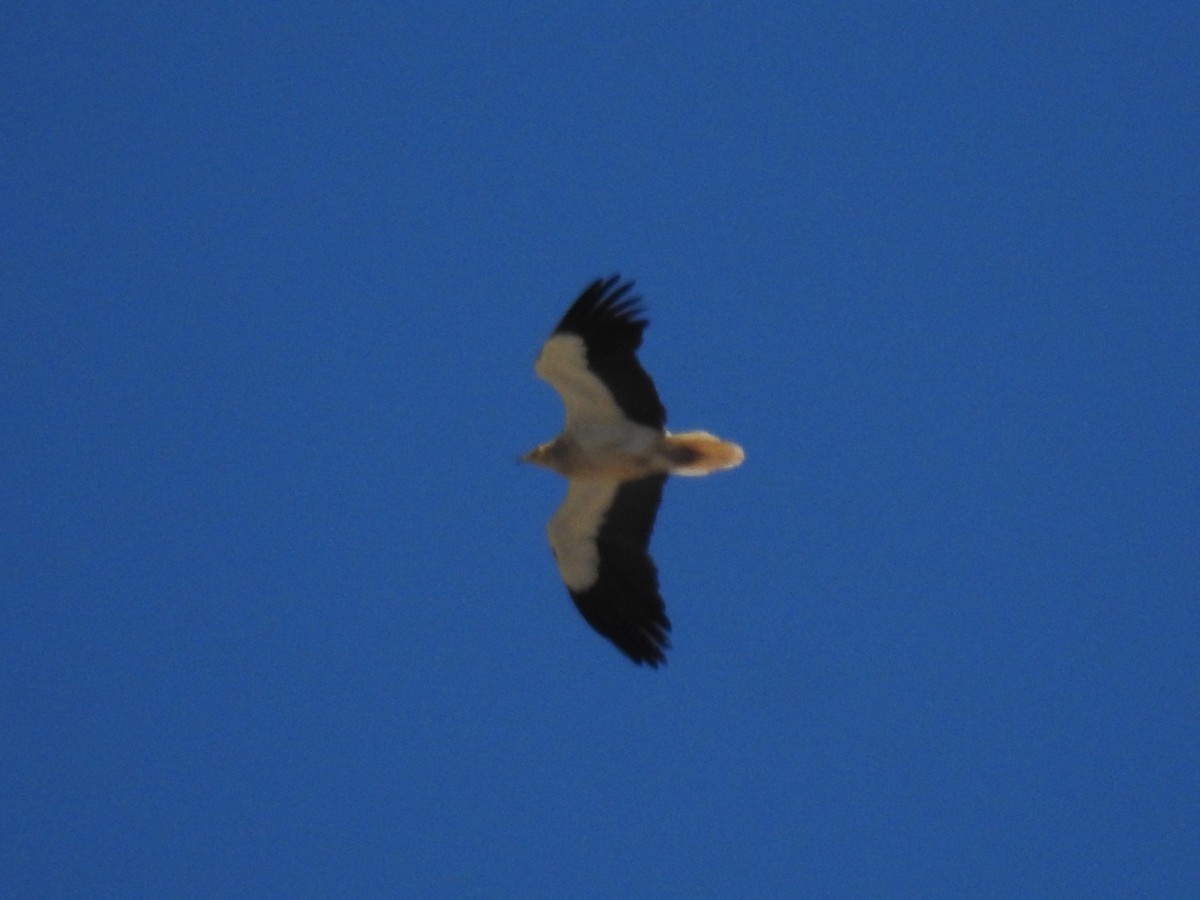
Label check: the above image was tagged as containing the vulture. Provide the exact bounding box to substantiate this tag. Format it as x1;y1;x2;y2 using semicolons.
522;275;744;666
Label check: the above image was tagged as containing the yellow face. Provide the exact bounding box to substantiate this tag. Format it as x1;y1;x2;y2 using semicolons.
521;443;551;467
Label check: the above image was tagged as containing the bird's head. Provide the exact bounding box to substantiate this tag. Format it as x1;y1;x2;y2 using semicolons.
520;442;552;469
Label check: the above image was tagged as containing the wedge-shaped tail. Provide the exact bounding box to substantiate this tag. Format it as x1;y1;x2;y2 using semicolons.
663;431;745;476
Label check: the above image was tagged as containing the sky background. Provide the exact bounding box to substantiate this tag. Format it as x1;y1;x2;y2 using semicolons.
3;3;1198;897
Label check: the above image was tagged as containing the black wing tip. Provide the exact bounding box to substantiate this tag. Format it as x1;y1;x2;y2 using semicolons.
596;617;672;668
570;586;672;668
553;274;649;337
626;633;671;668
610;609;671;668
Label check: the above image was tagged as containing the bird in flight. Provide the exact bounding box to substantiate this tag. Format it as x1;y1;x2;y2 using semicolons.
522;275;744;666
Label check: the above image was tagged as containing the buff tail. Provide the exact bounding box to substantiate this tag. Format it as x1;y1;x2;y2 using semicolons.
663;431;745;476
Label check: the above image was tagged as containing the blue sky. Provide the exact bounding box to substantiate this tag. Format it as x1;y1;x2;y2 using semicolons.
3;3;1197;897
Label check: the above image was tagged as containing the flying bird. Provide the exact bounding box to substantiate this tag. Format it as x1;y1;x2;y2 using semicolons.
522;275;744;666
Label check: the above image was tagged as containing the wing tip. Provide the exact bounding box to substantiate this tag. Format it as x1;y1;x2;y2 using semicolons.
569;584;672;668
607;622;672;668
629;641;670;668
553;274;649;337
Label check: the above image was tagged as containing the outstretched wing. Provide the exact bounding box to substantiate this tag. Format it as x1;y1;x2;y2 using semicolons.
534;276;667;432
547;474;671;666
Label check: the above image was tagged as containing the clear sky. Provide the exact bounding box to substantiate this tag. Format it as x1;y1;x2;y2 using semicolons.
3;3;1197;897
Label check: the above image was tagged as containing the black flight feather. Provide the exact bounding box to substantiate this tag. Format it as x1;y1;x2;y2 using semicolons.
552;275;667;430
567;474;671;666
